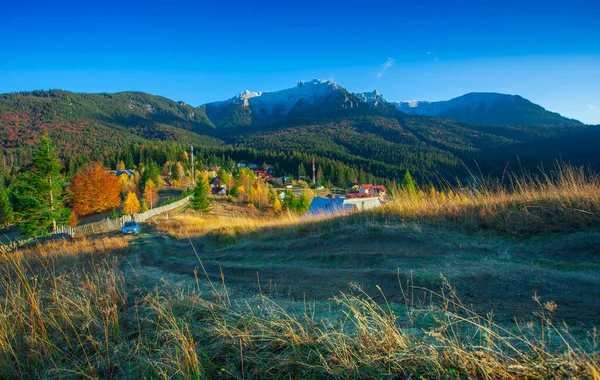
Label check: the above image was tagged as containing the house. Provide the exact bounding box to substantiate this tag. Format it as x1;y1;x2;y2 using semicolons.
212;186;226;196
359;184;373;194
209;176;221;187
247;163;258;170
265;164;274;172
304;195;357;217
109;169;135;177
253;170;273;179
236;163;246;168
304;194;381;217
372;185;387;200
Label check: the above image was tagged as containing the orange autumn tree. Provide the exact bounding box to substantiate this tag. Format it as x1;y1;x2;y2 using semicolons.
123;192;141;215
71;162;121;216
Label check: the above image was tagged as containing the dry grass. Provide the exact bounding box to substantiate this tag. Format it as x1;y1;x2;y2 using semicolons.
386;163;600;234
0;237;129;378
151;211;329;240
0;233;597;378
0;164;599;377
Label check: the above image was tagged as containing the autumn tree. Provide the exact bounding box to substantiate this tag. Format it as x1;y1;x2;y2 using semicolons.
116;161;126;170
238;168;256;195
236;185;246;202
143;179;159;209
273;196;282;213
71;162;121;216
119;173;136;198
13;134;69;236
191;174;212;213
123;192;141;215
171;162;187;188
219;168;234;195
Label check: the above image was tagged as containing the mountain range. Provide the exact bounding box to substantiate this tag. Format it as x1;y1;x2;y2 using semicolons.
203;79;581;128
1;80;597;184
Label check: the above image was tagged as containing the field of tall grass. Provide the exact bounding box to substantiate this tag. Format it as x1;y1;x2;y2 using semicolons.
386;163;600;234
0;235;598;378
0;163;598;378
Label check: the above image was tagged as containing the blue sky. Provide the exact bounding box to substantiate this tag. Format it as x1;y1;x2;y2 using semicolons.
1;0;599;123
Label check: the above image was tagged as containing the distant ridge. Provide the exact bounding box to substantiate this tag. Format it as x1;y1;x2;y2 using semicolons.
391;92;582;126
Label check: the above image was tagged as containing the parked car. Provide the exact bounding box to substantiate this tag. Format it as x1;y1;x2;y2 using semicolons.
121;221;139;235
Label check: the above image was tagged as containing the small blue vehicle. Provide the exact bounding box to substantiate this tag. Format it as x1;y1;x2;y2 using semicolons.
121;221;139;235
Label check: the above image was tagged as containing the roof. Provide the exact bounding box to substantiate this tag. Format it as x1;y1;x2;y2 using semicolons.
304;197;357;217
346;193;377;198
209;176;221;185
360;184;373;190
372;185;387;192
109;169;135;177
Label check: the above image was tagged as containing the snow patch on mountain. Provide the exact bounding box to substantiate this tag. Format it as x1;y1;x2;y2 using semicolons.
354;90;385;106
207;79;346;117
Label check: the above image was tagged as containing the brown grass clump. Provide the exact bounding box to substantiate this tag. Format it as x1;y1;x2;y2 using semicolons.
386;163;600;234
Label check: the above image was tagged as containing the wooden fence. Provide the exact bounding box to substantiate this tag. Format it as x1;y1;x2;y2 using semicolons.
0;196;192;253
73;195;192;236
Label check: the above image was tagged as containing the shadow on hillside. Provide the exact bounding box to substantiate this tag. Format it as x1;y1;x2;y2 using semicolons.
141;213;600;325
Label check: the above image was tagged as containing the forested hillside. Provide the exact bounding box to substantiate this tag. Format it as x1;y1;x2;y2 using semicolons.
1;89;598;187
0;90;219;168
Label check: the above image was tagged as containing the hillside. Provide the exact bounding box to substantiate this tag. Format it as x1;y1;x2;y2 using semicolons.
1;84;597;184
0;90;220;159
392;92;582;126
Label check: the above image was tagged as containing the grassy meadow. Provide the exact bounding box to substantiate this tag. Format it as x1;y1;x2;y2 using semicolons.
1;164;599;378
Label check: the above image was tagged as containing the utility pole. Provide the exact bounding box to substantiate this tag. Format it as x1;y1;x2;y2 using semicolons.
190;145;195;187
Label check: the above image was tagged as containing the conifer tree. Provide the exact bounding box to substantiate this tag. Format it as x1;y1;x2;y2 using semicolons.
191;174;212;213
13;134;69;236
298;163;307;178
0;184;13;228
401;169;418;195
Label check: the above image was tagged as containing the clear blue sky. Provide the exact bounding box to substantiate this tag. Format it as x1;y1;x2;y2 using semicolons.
1;0;599;123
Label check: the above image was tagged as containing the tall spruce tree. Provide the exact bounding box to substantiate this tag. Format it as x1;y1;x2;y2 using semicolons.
0;184;13;228
298;163;307;178
401;169;418;195
13;135;69;236
191;174;212;213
